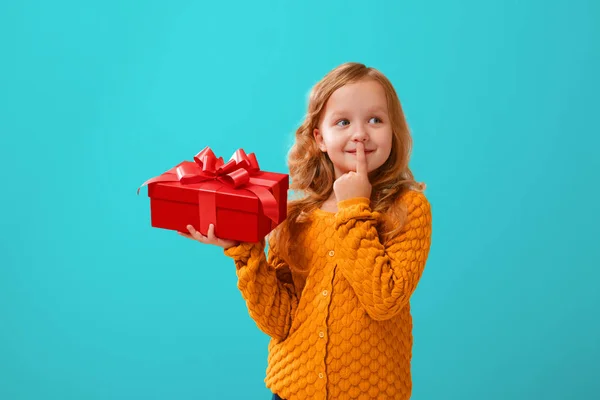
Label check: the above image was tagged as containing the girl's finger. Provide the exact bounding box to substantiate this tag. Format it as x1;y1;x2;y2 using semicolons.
186;225;206;242
177;232;194;240
193;231;207;242
208;224;216;240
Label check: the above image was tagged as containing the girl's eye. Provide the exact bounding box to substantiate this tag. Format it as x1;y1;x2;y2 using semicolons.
369;117;382;124
336;119;350;127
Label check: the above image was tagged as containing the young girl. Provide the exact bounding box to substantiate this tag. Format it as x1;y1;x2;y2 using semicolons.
180;62;432;400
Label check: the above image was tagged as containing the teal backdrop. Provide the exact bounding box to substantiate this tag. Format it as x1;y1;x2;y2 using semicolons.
1;0;598;399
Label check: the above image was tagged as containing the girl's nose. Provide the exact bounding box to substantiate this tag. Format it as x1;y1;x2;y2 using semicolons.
351;127;369;141
351;135;368;143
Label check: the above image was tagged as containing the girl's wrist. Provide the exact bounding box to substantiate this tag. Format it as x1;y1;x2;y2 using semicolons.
223;241;241;250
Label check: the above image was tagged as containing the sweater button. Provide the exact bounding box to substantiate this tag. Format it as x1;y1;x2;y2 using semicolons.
318;373;324;379
328;250;335;257
319;331;325;338
322;290;328;296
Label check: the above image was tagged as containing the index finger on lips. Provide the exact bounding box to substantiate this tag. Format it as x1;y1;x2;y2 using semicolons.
356;142;368;176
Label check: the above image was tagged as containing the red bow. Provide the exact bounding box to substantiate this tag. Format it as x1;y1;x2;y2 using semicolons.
138;146;279;223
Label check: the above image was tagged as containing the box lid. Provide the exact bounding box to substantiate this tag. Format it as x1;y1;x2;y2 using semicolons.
147;169;288;216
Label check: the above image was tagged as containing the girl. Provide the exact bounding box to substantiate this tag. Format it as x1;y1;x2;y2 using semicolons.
180;62;432;400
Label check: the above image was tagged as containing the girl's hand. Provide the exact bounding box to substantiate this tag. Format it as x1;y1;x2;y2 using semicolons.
333;141;372;202
178;223;240;250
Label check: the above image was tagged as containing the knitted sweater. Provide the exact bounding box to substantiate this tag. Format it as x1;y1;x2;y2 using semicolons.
223;190;432;400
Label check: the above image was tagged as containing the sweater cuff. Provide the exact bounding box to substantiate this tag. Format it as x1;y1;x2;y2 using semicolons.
337;197;371;209
223;240;264;260
335;197;379;227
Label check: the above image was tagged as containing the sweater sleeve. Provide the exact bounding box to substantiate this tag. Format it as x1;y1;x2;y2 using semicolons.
333;191;432;321
223;234;298;341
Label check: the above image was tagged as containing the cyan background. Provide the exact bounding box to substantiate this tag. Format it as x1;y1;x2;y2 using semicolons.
1;0;598;399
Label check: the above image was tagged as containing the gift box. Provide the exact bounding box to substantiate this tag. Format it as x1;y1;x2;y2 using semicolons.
138;146;289;243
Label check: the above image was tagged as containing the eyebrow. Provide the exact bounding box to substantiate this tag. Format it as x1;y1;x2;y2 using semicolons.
329;107;387;120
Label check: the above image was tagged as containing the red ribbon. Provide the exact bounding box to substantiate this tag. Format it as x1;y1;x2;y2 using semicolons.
138;146;280;224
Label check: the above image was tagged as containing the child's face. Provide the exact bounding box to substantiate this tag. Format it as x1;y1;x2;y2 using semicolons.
314;79;393;180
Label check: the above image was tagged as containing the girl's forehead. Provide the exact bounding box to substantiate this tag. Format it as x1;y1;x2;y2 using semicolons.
324;81;388;115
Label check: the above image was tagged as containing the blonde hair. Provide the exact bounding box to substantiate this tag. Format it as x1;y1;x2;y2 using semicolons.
272;62;426;271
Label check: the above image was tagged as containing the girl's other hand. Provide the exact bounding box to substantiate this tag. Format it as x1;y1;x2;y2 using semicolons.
178;224;240;250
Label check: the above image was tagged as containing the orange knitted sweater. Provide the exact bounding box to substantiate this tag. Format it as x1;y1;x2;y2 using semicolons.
223;190;432;400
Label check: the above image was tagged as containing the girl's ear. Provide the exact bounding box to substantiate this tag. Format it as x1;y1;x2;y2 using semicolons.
313;128;326;152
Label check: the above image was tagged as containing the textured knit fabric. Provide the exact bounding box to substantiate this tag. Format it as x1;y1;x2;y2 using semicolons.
224;190;432;400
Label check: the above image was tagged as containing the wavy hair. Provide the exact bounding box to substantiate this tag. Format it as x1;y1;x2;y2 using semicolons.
271;62;426;273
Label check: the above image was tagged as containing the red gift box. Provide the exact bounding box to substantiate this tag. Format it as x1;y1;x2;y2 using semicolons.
138;146;289;243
